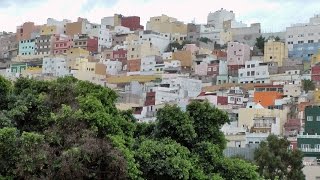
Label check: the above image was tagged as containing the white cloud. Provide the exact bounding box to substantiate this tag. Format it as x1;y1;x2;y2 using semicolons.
1;0;320;32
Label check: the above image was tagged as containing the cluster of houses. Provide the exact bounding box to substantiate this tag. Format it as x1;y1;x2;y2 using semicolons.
2;9;320;169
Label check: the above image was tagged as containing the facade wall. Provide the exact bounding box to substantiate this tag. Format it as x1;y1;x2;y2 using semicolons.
127;59;141;72
16;22;37;41
173;51;193;67
312;65;320;83
35;35;52;56
288;43;320;61
146;15;187;34
40;25;57;35
238;61;270;84
230;23;261;46
52;34;72;55
66;21;85;36
139;31;170;53
227;42;250;66
264;40;288;66
18;39;36;56
42;57;69;77
207;8;235;29
121;16;144;31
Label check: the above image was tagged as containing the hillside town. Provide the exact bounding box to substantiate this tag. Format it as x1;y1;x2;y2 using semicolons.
1;8;320;179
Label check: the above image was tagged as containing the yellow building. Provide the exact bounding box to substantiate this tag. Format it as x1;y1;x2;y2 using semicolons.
106;75;160;84
127;41;160;61
40;25;57;35
66;48;90;69
314;89;320;103
264;39;288;67
311;49;320;66
238;107;288;135
21;66;42;78
74;61;107;86
146;15;187;34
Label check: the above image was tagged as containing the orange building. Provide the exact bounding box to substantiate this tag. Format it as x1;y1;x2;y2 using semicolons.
127;59;141;72
253;84;284;108
172;50;193;68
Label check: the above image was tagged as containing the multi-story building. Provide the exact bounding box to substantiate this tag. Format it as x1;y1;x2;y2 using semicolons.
101;14;122;27
127;41;160;61
42;56;69;77
238;60;270;84
289;43;320;61
227;87;247;107
227;42;251;66
207;8;235;29
121;16;144;31
52;34;72;55
229;23;261;47
0;32;17;59
86;24;112;51
18;39;36;56
65;19;86;36
35;35;52;56
138;30;170;53
253;84;284;108
66;48;90;70
286;14;320;61
101;59;122;75
297;105;320;161
146;14;187;34
46;18;71;34
140;55;164;75
312;63;320;84
73;34;98;53
264;39;288;67
113;48;127;69
16;22;41;41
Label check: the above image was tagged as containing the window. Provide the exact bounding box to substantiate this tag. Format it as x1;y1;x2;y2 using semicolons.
288;35;293;38
317;116;320;121
316;144;320;149
247;65;250;68
307;116;313;121
132;48;135;51
298;41;304;44
247;72;250;76
251;64;255;68
234;51;236;55
308;33;314;36
270;56;272;59
230;97;235;101
298;34;304;37
308;40;314;43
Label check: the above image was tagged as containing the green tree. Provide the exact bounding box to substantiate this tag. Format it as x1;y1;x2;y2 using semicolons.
255;35;266;53
302;79;315;93
275;36;281;41
134;138;196;180
0;76;12;110
254;135;305;180
154;104;196;147
199;37;212;44
187;101;229;149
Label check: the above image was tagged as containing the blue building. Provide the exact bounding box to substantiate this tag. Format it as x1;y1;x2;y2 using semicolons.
288;43;320;61
18;39;36;56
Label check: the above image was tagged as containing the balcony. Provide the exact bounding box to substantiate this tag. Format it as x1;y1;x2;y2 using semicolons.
300;148;320;153
297;134;320;139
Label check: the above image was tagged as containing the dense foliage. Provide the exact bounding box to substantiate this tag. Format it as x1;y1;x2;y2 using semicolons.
0;76;263;179
254;135;305;180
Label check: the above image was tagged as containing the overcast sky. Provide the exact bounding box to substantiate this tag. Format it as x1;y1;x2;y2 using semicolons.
1;0;320;33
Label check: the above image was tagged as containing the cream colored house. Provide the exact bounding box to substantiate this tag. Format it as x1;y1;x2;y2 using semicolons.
127;41;160;60
264;39;288;67
238;107;289;135
146;14;187;34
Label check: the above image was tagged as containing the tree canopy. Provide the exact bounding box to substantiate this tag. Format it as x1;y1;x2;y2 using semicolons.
254;135;305;180
302;79;315;93
255;35;266;54
0;76;265;179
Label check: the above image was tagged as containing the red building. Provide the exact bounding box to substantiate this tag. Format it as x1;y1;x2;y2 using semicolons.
73;34;98;53
52;34;72;55
228;65;245;77
145;92;155;106
121;16;144;31
311;63;320;83
113;48;127;67
207;63;220;76
212;50;227;58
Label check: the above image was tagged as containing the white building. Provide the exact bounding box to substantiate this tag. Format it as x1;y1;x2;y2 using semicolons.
199;25;221;42
42;57;69;77
164;60;181;68
286;14;320;51
155;77;202;104
238;60;270;84
47;18;71;34
140;55;164;75
85;24;112;51
207;8;235;29
162;52;173;60
101;59;122;75
138;31;170;53
114;26;132;35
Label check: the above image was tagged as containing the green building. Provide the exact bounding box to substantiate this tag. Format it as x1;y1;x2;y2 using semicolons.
10;63;27;74
297;106;320;162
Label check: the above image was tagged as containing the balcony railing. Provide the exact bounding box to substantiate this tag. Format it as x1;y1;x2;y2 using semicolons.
300;148;320;153
297;134;320;138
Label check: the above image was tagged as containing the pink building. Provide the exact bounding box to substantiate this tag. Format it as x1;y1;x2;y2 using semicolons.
227;42;250;66
195;62;208;76
53;34;72;55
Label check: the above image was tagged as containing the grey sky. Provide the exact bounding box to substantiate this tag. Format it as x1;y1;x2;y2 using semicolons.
1;0;320;32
